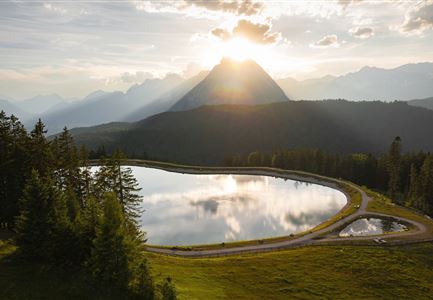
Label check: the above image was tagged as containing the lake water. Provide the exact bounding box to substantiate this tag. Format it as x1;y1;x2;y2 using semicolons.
339;217;408;237
111;166;347;246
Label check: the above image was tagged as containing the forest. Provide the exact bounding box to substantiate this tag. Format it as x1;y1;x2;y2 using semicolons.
71;100;433;165
224;137;433;216
0;111;176;300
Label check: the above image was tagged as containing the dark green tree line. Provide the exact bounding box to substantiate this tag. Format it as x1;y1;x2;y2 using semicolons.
225;139;433;216
0;111;177;299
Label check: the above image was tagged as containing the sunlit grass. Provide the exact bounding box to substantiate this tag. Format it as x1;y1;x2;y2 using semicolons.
149;243;433;299
2;239;433;299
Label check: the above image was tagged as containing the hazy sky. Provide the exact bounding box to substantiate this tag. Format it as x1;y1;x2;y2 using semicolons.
1;0;433;99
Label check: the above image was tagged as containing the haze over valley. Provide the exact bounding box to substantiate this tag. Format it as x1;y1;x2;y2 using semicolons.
2;60;433;134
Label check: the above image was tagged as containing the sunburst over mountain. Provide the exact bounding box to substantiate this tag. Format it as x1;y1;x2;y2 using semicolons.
171;58;289;111
2;1;433;299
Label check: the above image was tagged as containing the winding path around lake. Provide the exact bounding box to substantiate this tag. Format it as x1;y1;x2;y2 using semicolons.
131;162;432;257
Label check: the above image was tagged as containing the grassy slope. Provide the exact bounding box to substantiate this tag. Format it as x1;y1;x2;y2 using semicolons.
2;239;433;299
364;188;433;237
149;244;433;300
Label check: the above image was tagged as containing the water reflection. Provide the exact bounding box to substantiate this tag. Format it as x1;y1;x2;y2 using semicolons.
99;167;347;246
339;218;407;237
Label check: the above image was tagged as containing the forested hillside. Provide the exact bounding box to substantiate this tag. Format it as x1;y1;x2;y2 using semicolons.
73;100;433;165
408;97;433;111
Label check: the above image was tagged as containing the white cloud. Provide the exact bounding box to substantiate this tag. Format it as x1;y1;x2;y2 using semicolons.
212;19;280;45
349;27;374;39
183;0;263;16
337;0;364;8
400;2;433;34
1;0;433;99
135;0;264;19
43;3;68;14
120;71;154;84
310;35;340;48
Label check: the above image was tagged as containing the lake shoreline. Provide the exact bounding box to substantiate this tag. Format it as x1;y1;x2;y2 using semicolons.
91;159;358;250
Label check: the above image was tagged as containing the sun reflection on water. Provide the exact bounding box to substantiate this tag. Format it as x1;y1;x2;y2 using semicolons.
96;167;347;246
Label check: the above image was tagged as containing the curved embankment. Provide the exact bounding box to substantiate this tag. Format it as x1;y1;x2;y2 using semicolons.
120;160;432;257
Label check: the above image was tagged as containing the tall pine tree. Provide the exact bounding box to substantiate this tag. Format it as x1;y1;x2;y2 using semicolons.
95;150;142;224
87;192;139;289
15;170;53;259
387;136;402;202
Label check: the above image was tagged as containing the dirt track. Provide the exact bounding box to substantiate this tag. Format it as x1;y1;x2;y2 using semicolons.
124;163;431;257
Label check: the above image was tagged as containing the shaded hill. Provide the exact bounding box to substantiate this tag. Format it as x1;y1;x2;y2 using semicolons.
278;62;433;101
408;97;433;111
171;58;289;111
72;100;433;165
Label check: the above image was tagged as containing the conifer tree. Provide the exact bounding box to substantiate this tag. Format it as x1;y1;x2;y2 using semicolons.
77;145;92;206
95;151;143;224
77;195;101;258
27;119;53;177
47;184;82;264
0;112;29;224
52;127;79;191
15;170;53;259
408;163;420;208
387;136;402;202
419;155;433;214
88;192;137;288
132;257;155;300
161;277;177;300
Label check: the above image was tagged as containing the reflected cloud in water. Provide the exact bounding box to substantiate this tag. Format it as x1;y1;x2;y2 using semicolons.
339;218;407;237
96;167;347;246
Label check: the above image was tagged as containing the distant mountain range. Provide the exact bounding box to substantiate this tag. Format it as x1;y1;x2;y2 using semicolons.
0;99;31;120
277;62;433;101
171;58;289;111
72;101;433;165
1;61;433;134
407;97;433;111
125;71;209;122
24;74;184;133
0;94;73;123
16;94;69;114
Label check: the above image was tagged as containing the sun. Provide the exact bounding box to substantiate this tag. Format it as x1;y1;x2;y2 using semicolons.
220;38;258;62
202;37;267;68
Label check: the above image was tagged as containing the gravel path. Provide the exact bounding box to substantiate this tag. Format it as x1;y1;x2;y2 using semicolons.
136;164;430;257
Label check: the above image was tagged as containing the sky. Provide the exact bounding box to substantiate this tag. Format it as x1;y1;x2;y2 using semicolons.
1;0;433;100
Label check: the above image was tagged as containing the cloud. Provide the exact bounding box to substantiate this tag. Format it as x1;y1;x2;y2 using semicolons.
310;34;340;48
211;28;231;41
135;0;264;18
182;62;205;78
120;71;154;84
337;0;364;8
350;27;374;39
400;2;433;34
43;3;68;14
212;19;280;45
183;0;263;16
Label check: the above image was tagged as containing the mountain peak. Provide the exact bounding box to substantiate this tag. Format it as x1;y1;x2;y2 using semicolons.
170;59;289;111
217;57;266;74
220;57;257;65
